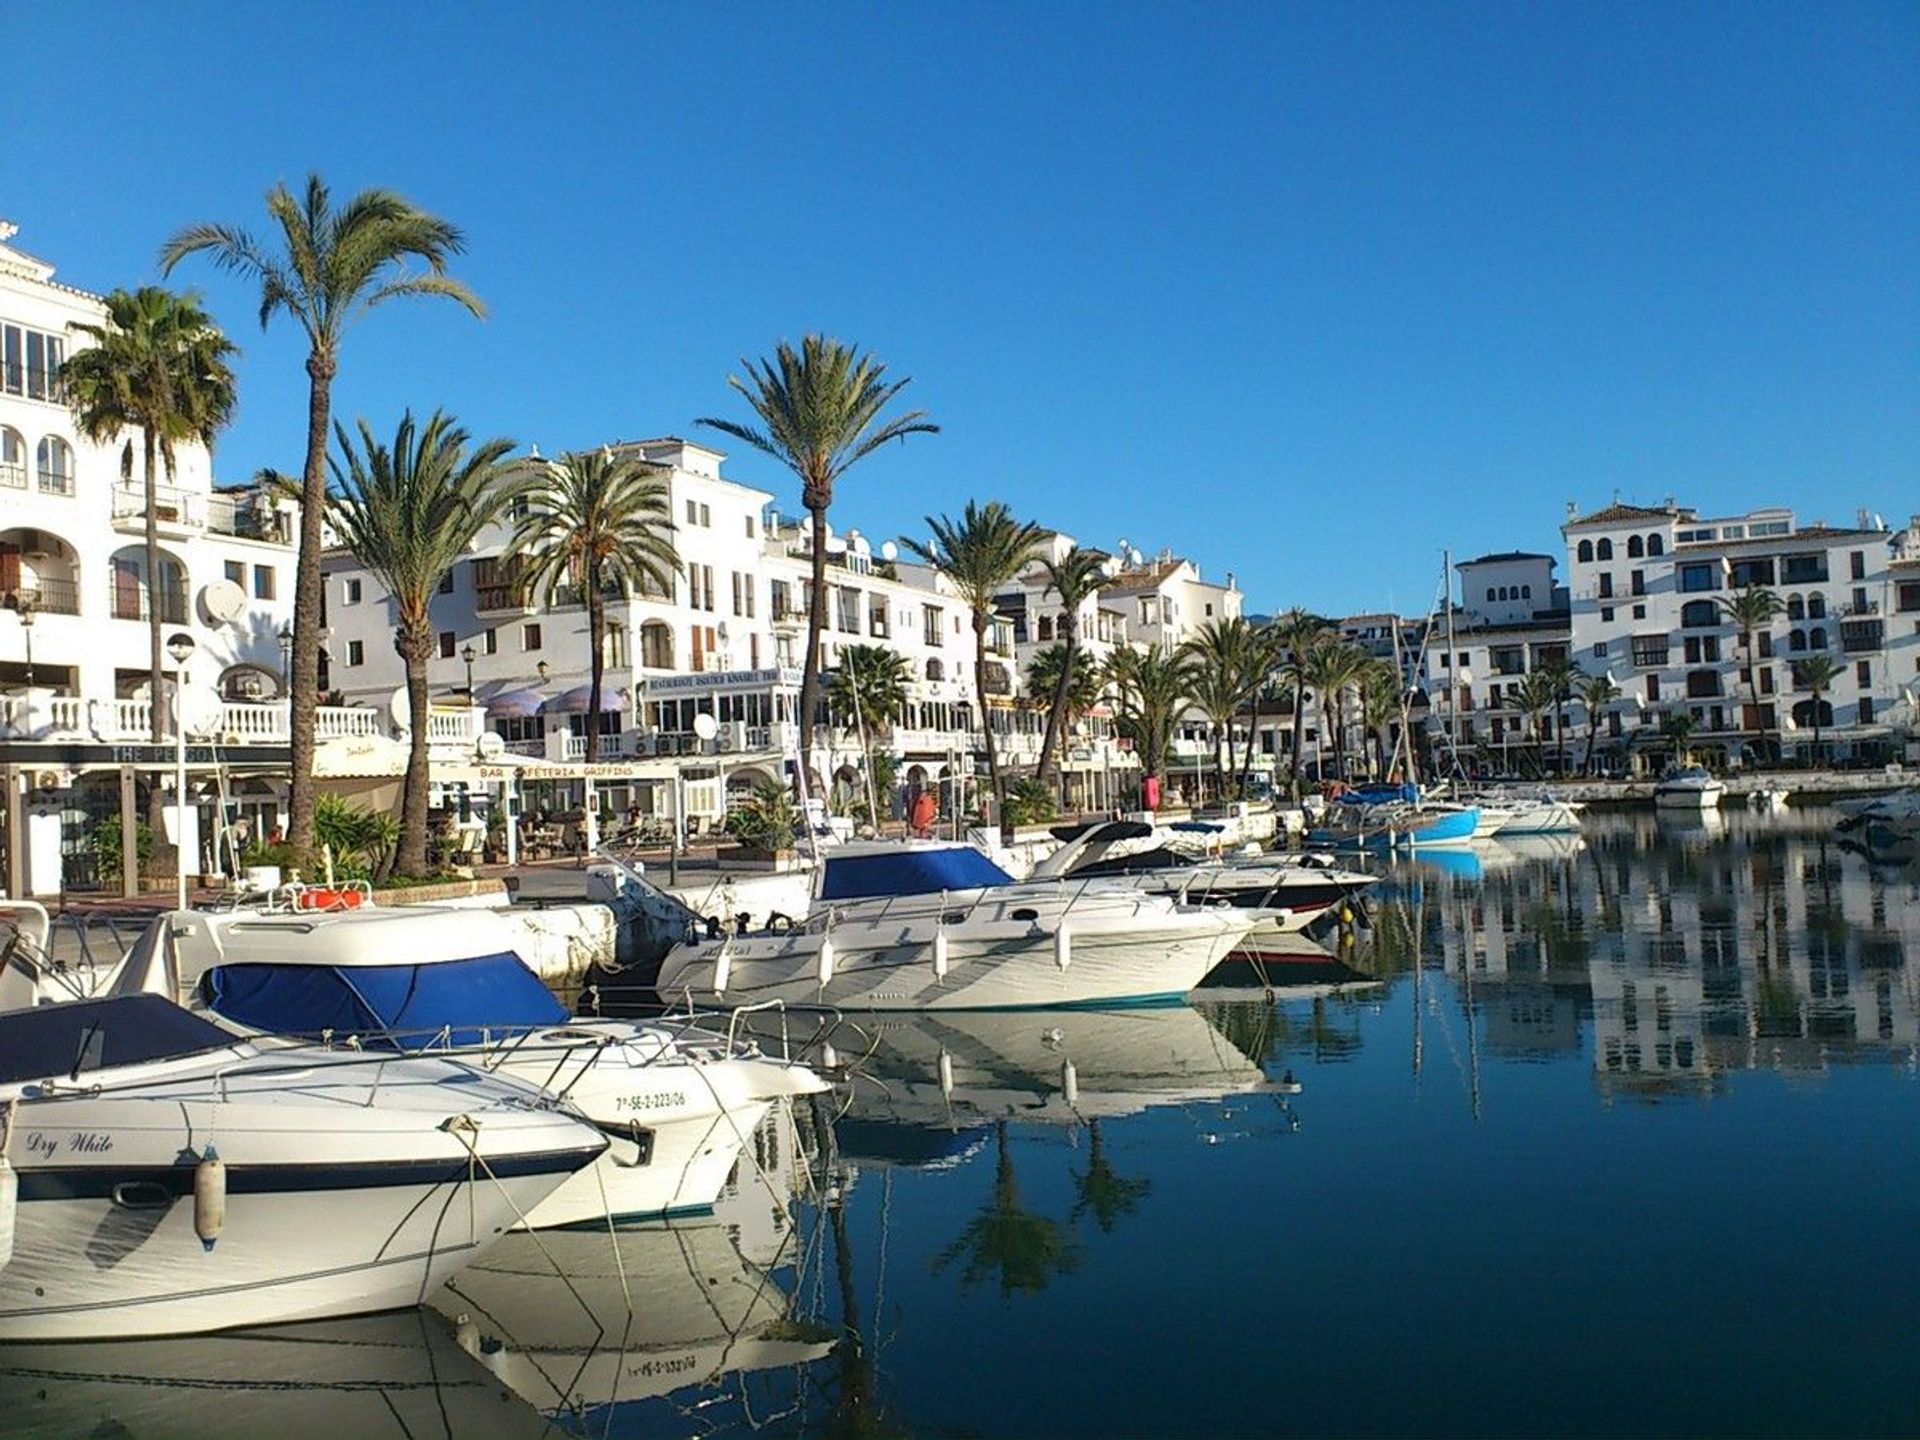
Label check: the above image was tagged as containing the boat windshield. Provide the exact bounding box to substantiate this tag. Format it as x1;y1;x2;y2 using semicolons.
201;951;569;1050
820;847;1016;900
0;994;238;1085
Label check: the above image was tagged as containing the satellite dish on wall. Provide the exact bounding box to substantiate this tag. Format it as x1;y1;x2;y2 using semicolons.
880;541;898;562
692;713;719;741
477;730;507;760
199;579;247;625
171;689;225;739
388;686;412;726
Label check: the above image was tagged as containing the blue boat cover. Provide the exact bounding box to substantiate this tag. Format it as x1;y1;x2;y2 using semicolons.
0;994;236;1084
1337;783;1421;807
819;847;1015;900
202;951;568;1049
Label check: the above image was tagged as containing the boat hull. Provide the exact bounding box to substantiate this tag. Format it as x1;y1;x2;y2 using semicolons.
1654;786;1724;809
654;912;1249;1011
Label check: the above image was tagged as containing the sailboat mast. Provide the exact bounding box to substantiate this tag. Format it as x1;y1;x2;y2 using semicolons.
1444;550;1460;758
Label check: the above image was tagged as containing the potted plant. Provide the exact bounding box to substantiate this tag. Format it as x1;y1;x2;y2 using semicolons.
725;779;799;862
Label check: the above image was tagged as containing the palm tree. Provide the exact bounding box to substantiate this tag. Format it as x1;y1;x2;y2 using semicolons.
1105;646;1193;800
698;337;938;760
1180;617;1266;800
1662;706;1697;763
63;287;238;745
933;1120;1080;1297
509;450;679;761
901;502;1044;815
1359;658;1404;778
1513;671;1556;777
827;643;912;820
1271;610;1334;793
1538;658;1577;777
1302;640;1366;781
1025;643;1099;738
1718;584;1784;763
1033;547;1110;786
325;412;514;875
1577;671;1621;775
1237;624;1284;797
1792;655;1843;766
163;175;484;863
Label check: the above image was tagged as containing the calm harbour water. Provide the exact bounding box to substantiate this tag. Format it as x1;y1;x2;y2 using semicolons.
2;805;1915;1438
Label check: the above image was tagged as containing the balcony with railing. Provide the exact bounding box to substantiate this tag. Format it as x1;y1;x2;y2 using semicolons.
206;491;292;544
109;582;189;625
0;695;386;744
111;483;209;538
1841;616;1885;655
3;577;80;616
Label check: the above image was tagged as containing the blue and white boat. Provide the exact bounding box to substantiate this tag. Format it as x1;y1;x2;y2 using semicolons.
110;905;826;1229
1306;783;1481;851
645;841;1256;1011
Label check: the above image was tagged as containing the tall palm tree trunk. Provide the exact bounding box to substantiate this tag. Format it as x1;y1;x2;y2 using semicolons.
799;496;830;763
1238;693;1263;797
1037;636;1075;786
398;628;432;876
585;579;606;763
288;352;336;866
975;618;1002;815
1586;715;1601;776
143;429;165;746
1290;697;1308;794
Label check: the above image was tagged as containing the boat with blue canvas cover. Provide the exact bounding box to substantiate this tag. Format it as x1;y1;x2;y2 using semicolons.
107;906;826;1230
0;994;605;1340
644;840;1254;1011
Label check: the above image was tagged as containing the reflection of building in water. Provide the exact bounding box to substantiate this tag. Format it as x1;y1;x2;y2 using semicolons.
1376;810;1920;1096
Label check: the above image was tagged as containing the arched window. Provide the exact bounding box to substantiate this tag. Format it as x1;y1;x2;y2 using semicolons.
1647;535;1665;556
1577;539;1594;563
1789;629;1806;652
1787;594;1804;620
638;620;674;669
35;436;73;495
0;427;24;489
1486;587;1496;602
1808;626;1827;650
1597;538;1613;560
1037;615;1053;642
1681;600;1717;627
1521;584;1532;599
1627;535;1644;558
1807;592;1826;619
926;657;944;682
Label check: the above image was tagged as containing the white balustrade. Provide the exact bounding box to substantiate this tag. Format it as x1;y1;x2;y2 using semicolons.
316;706;382;739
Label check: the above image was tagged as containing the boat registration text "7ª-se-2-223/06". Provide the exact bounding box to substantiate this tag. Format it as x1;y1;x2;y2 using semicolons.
614;1092;687;1113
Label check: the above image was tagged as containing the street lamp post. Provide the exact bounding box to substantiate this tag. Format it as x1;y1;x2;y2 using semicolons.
461;643;477;703
167;631;197;910
276;620;293;689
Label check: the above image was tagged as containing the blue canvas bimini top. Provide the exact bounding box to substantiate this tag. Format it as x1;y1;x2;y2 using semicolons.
0;994;238;1084
201;951;568;1050
819;847;1016;901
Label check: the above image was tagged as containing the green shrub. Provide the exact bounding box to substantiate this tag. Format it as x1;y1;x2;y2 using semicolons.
726;779;798;852
1004;777;1058;827
91;816;153;878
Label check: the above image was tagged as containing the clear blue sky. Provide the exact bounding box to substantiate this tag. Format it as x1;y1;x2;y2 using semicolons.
5;3;1914;616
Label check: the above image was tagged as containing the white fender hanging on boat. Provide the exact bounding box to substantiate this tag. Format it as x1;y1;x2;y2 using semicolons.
931;928;949;980
712;942;733;996
0;1100;15;1270
1062;1059;1079;1108
938;1047;954;1097
817;934;836;988
1054;923;1073;971
194;1143;226;1252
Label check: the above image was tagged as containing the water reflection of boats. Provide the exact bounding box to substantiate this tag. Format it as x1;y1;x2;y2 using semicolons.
431;1135;833;1427
1200;932;1383;996
1490;832;1588;863
758;1007;1273;1163
0;1310;546;1439
1656;804;1727;840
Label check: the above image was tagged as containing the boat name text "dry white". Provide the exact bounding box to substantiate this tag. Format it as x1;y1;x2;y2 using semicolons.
24;1131;114;1158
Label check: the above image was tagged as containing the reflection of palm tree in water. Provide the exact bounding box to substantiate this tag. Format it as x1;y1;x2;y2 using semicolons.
826;1191;905;1440
934;1120;1080;1297
1071;1118;1150;1233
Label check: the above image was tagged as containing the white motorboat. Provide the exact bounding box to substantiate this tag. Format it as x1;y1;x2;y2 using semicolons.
1027;820;1379;935
0;994;606;1341
1653;766;1726;809
110;906;827;1228
0;1310;548;1439
1491;795;1585;835
644;842;1257;1010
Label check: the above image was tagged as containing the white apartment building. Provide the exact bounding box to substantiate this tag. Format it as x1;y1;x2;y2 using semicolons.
323;438;1065;823
1421;553;1576;773
0;219;307;897
1563;500;1919;767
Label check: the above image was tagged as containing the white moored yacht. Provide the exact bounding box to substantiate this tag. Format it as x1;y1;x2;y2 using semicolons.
645;841;1255;1010
109;906;827;1228
1653;765;1726;810
1026;820;1379;935
0;994;606;1341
